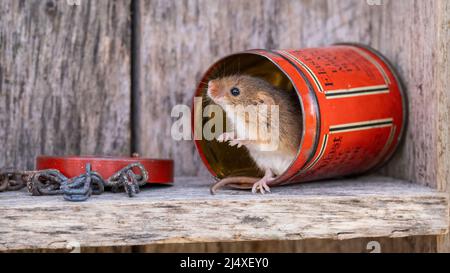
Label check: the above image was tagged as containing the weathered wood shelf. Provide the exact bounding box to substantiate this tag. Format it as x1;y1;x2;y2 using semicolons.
0;176;448;251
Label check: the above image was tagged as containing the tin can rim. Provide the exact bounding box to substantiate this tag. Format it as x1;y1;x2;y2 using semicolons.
191;50;316;181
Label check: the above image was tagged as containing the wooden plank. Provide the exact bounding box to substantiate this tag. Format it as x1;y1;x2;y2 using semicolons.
435;0;450;253
370;0;440;188
0;176;447;251
0;0;132;170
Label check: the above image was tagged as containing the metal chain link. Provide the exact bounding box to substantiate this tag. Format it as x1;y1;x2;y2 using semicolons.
105;163;149;197
27;169;67;196
1;168;45;192
61;164;105;202
1;163;149;202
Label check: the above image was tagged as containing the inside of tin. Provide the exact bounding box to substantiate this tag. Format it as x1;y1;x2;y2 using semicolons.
196;53;302;179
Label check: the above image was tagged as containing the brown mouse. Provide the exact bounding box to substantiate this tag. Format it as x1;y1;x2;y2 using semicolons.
206;75;302;194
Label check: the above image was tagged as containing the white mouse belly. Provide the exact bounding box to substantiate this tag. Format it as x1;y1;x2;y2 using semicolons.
248;149;295;176
227;112;294;176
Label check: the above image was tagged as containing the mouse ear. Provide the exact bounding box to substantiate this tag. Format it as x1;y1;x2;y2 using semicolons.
256;92;275;105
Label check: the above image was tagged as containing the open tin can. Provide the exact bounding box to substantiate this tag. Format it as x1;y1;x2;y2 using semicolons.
193;44;406;186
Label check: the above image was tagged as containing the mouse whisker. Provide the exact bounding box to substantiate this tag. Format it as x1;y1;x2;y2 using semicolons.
197;81;210;85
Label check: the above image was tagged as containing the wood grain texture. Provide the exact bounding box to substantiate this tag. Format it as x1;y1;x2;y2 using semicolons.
435;0;450;253
0;176;447;251
0;0;131;170
369;0;440;188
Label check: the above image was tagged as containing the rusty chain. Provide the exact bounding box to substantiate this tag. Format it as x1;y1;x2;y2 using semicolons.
0;168;46;193
1;163;149;202
105;163;148;197
60;164;105;202
27;169;67;196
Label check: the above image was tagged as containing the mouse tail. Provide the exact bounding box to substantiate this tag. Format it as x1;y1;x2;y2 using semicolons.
210;177;259;195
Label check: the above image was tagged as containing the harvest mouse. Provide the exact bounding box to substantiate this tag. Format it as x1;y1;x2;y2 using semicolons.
206;75;302;194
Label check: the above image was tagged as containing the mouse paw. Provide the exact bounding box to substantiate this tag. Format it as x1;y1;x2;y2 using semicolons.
252;169;276;194
217;132;234;142
252;180;272;194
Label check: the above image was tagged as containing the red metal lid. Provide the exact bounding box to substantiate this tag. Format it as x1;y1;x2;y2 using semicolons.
36;156;174;185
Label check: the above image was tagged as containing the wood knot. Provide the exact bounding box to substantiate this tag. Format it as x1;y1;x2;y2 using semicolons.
45;1;57;16
241;216;267;225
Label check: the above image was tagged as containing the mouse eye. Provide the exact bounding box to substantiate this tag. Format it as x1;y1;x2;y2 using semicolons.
230;87;240;96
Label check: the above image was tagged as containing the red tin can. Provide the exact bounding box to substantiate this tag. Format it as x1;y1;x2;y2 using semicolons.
193;44;406;185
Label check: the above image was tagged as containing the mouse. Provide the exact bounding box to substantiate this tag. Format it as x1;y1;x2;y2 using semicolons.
206;75;302;194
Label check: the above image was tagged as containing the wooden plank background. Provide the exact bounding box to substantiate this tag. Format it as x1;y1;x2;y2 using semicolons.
0;0;448;252
436;0;450;253
0;0;131;170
